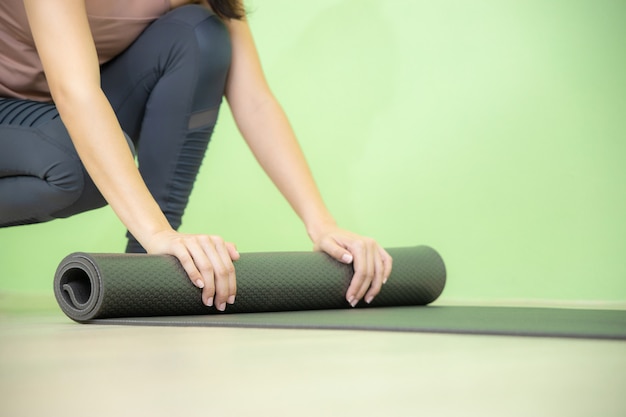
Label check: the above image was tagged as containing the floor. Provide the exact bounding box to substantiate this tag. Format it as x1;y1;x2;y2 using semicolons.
1;307;625;417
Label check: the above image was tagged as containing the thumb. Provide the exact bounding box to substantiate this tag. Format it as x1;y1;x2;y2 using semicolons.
319;239;353;264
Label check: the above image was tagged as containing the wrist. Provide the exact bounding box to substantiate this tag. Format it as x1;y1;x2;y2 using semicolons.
305;216;338;243
130;215;174;252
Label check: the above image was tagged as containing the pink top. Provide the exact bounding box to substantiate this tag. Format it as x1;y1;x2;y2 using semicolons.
0;0;171;101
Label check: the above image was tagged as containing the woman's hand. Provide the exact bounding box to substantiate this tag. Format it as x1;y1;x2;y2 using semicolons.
223;18;391;305
143;230;240;312
24;0;242;311
312;226;393;307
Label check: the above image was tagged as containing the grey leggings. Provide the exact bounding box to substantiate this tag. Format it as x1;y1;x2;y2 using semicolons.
0;5;231;252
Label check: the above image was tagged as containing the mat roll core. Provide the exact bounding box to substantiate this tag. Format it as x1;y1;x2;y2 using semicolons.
53;245;446;323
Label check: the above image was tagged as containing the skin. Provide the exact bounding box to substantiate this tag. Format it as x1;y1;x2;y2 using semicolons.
23;0;392;311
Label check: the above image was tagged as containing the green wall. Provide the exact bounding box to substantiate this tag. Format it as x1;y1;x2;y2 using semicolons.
1;0;625;306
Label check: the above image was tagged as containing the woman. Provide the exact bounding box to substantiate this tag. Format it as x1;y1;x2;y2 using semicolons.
0;0;392;311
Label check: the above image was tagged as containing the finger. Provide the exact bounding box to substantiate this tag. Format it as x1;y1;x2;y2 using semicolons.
177;250;205;289
345;241;367;307
173;243;207;294
201;236;233;312
364;248;385;304
211;236;237;305
226;242;241;261
353;242;375;304
319;237;353;264
380;248;393;284
186;238;216;307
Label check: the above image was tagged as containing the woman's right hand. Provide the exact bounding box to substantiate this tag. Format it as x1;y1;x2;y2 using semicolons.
144;230;240;311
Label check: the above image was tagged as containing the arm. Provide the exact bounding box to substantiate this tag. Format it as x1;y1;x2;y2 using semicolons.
223;18;392;305
24;0;238;311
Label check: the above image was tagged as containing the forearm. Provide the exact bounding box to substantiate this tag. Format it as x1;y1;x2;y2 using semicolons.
24;0;172;249
230;93;336;241
56;89;172;247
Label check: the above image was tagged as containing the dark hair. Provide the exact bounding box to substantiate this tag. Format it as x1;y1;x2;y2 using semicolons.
208;0;245;20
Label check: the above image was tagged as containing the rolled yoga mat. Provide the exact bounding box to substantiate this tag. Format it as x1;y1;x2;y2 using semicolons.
54;245;446;323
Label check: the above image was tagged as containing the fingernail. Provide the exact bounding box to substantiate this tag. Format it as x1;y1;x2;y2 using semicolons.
227;295;236;305
196;279;204;289
350;299;358;308
206;297;213;307
341;253;353;264
365;296;373;304
218;303;226;312
383;278;388;285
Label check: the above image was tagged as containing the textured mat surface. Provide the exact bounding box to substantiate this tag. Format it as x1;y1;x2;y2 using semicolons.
54;246;446;322
94;306;626;340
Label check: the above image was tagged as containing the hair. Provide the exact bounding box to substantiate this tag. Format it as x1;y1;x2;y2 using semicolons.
208;0;246;20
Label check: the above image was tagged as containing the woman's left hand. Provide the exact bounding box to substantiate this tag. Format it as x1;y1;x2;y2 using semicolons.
312;227;393;307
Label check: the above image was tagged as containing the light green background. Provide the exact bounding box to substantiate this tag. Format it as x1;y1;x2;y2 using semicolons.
1;0;625;307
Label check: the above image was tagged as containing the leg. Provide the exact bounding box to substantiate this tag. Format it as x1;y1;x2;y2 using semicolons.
100;5;232;252
0;98;107;227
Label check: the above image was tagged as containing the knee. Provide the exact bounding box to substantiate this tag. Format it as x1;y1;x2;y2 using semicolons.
195;9;232;69
172;5;232;81
51;132;133;218
48;160;107;219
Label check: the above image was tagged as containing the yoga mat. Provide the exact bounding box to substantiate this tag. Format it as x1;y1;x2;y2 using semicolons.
54;245;446;322
94;306;626;340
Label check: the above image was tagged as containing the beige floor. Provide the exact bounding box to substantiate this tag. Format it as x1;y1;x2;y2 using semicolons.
1;310;625;417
